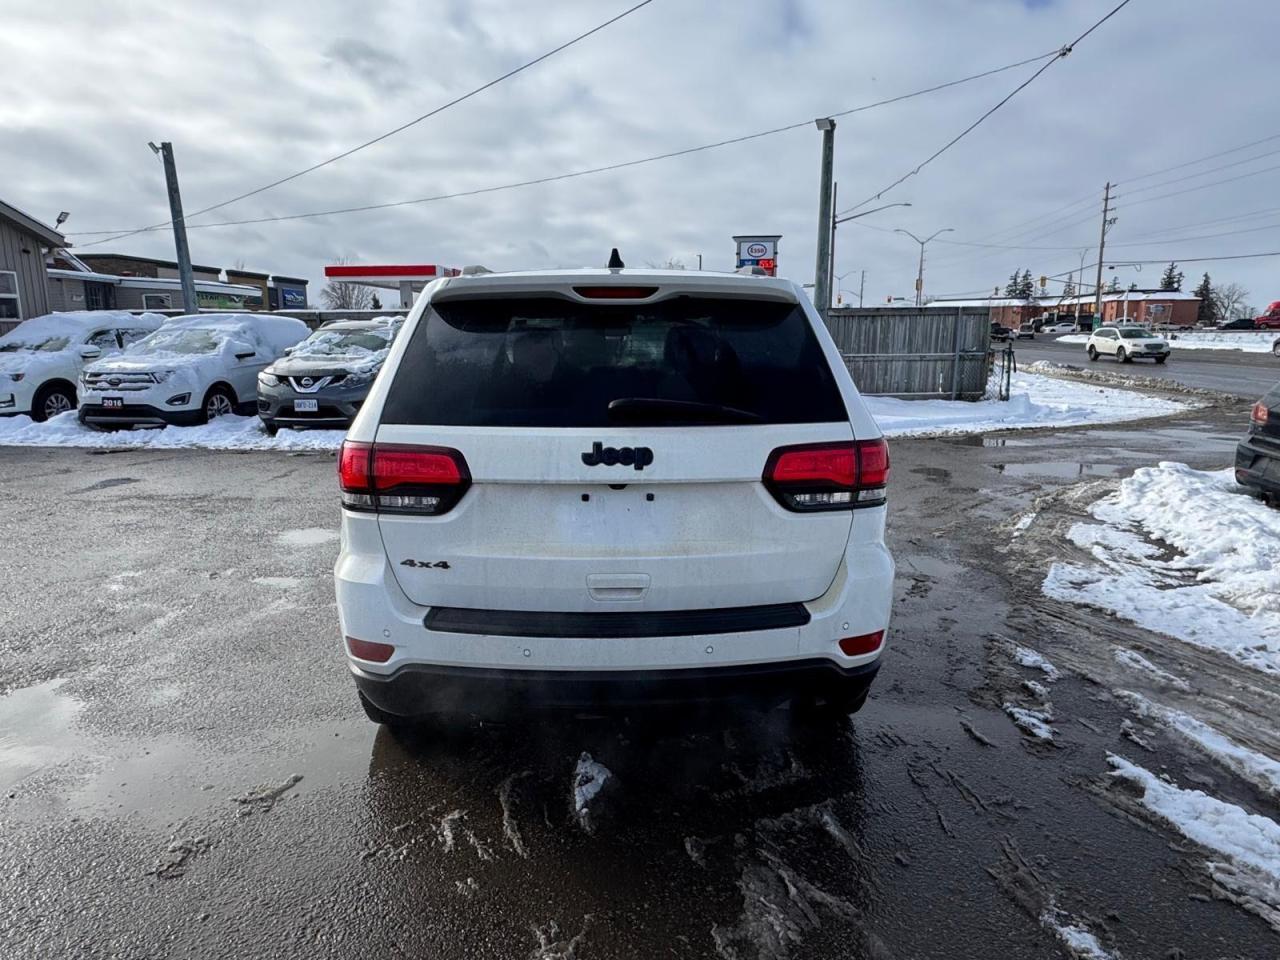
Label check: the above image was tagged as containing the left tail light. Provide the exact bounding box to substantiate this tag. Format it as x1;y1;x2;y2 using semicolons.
339;440;470;515
764;439;889;511
1252;402;1269;425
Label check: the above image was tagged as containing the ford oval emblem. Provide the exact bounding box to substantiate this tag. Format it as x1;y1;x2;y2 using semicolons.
108;377;122;386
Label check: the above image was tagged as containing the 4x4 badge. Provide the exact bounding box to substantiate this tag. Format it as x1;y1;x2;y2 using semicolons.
581;442;653;471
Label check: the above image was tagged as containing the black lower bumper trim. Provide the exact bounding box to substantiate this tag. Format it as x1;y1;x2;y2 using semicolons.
1236;439;1280;494
78;403;203;428
424;602;811;639
354;657;880;718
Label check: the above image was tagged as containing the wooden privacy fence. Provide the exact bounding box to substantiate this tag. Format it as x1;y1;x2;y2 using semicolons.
823;306;995;400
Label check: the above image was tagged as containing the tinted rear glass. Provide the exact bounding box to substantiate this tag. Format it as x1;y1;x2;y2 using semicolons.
381;295;848;427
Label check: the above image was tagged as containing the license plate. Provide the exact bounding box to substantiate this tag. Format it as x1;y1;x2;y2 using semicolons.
294;399;318;413
103;397;124;409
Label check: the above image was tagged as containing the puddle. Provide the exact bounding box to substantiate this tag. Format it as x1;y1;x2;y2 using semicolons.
0;680;85;792
943;435;1040;448
995;461;1125;479
276;528;339;547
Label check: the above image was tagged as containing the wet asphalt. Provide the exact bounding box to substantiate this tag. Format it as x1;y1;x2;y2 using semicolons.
1014;335;1279;398
1;392;1278;959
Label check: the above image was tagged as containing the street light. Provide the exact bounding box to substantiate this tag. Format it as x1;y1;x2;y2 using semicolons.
827;202;911;309
894;227;954;307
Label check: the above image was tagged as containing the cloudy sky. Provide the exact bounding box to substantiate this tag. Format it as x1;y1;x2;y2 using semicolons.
4;0;1278;308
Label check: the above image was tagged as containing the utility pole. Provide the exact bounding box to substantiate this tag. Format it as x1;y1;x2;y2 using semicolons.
813;118;836;319
151;141;198;314
828;182;838;309
1093;182;1115;324
858;269;865;308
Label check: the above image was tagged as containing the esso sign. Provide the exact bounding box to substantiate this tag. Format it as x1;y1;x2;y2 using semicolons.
745;243;769;258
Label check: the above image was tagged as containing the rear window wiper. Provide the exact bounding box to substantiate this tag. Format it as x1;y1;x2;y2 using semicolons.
607;398;763;425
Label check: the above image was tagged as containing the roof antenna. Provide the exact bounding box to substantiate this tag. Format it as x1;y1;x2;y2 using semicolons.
607;248;624;270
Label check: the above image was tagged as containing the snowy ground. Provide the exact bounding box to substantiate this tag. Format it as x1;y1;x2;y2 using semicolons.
1059;330;1278;353
0;411;344;451
0;371;1193;450
1043;462;1280;675
865;371;1190;437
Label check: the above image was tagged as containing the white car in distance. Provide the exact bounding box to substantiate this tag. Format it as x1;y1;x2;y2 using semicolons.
78;314;310;428
1086;325;1171;364
1041;321;1078;334
0;311;164;421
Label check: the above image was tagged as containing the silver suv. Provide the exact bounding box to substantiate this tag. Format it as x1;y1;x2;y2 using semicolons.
257;318;400;432
333;266;895;724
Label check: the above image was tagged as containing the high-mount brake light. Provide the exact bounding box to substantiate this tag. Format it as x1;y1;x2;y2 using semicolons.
763;439;889;511
339;440;470;515
571;286;659;300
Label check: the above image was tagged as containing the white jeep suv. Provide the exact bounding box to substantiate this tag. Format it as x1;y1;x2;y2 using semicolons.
334;267;895;723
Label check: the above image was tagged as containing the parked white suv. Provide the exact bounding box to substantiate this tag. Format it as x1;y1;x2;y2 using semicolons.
335;266;895;725
0;311;164;421
78;314;310;428
1086;325;1170;363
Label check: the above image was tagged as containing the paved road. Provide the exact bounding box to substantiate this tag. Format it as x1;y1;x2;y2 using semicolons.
1;401;1277;958
1015;334;1279;398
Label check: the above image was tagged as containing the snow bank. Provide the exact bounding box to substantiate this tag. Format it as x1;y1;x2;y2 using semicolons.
1119;692;1280;800
1059;331;1278;352
0;412;343;451
865;371;1188;438
1043;463;1280;675
1109;754;1280;928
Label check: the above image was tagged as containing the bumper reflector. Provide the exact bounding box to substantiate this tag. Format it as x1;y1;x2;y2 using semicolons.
838;631;884;657
346;635;395;663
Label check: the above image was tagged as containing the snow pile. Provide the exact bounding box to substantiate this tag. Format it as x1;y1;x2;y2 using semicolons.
1043;463;1280;675
0;412;344;451
1040;913;1117;960
1109;755;1280;930
865;371;1188;438
571;752;613;834
1059;330;1278;352
1119;692;1280;800
1112;648;1192;692
1003;642;1059;742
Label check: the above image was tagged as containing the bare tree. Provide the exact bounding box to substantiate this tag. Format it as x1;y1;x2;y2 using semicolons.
1212;282;1252;320
320;258;375;310
646;257;686;270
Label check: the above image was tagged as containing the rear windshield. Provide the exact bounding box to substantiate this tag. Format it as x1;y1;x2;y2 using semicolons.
381;295;848;427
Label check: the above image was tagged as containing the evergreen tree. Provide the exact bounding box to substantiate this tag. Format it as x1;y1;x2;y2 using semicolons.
1004;270;1022;298
371;293;382;310
1019;269;1035;298
1193;273;1215;325
1063;276;1076;297
1159;262;1183;291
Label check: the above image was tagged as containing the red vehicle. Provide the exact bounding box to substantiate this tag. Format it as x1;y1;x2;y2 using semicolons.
1255;301;1280;330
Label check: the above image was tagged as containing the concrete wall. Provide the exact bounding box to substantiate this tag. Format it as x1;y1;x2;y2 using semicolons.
0;217;51;323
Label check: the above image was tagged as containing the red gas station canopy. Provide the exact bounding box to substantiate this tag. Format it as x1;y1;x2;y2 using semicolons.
323;264;460;282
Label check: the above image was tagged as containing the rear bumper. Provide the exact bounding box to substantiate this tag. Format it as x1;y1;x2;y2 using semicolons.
353;657;880;717
1236;437;1280;494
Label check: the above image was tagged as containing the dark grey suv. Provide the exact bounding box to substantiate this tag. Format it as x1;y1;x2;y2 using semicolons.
257;319;400;433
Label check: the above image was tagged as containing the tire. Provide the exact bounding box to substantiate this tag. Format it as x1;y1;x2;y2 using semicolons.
200;385;236;424
359;691;411;728
261;421;279;436
1155;355;1168;364
1087;345;1098;361
1117;347;1130;363
30;383;76;423
1273;339;1280;358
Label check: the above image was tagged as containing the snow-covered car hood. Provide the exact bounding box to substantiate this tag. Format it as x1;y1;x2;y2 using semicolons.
268;354;387;377
0;350;71;376
84;353;219;381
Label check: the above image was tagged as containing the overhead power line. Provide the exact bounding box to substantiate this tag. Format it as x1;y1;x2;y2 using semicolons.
68;50;1063;242
1113;130;1280;186
73;0;659;247
838;0;1136;216
1120;145;1280;197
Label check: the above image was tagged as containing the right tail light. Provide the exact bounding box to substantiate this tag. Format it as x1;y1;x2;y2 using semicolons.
763;439;889;511
1252;402;1269;425
339;440;470;515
